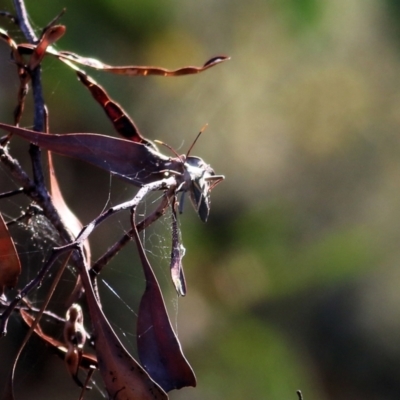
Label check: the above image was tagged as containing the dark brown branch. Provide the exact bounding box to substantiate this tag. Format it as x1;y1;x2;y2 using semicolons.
12;0;37;43
13;0;47;189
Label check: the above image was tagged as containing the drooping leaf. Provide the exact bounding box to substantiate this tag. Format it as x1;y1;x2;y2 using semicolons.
0;212;21;299
79;252;168;400
133;213;196;391
0;123;171;186
48;150;91;263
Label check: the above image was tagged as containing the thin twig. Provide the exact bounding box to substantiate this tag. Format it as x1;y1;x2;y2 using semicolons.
0;187;24;199
91;190;173;275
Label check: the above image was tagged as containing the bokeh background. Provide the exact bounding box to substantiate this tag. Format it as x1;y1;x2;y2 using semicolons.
2;0;400;399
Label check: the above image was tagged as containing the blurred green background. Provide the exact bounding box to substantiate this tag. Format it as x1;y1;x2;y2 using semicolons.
2;0;400;399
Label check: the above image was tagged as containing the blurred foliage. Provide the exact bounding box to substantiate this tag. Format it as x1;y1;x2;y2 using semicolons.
2;0;400;399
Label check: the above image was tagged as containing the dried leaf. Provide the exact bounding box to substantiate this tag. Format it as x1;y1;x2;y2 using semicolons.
16;36;229;77
54;49;229;77
28;25;66;70
77;71;149;144
0;123;170;186
48;150;91;261
0;28;23;65
133;215;196;391
0;212;21;299
19;309;97;370
79;253;168;399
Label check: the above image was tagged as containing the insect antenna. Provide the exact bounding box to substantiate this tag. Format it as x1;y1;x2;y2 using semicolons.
186;123;208;157
154;140;185;164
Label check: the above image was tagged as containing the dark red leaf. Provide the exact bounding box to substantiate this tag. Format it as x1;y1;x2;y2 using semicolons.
79;253;168;399
76;71;149;144
133;215;196;391
0;212;21;299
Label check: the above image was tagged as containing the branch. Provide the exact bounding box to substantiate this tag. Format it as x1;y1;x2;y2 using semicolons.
12;0;37;42
13;0;47;188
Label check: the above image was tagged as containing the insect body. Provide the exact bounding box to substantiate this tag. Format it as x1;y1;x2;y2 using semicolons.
0;123;224;221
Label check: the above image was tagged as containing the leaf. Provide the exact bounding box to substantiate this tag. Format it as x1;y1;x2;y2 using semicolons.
133;214;196;391
19;309;98;370
16;42;229;76
28;25;66;70
51;48;230;77
48;150;91;262
78;252;168;400
0;212;21;299
0;28;23;65
76;71;149;144
0;123;171;186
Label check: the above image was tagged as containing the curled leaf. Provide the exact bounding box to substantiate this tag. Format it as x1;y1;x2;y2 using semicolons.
133;212;196;391
19;309;97;370
64;304;89;387
0;212;21;299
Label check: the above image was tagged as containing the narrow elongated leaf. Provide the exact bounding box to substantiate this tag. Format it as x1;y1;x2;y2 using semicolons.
16;42;229;77
133;216;196;391
79;253;167;400
62;54;229;76
77;71;149;144
48;150;91;261
0;212;21;298
0;123;172;186
47;47;229;77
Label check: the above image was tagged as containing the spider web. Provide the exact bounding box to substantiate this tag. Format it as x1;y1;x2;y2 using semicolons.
0;164;181;399
0;22;190;398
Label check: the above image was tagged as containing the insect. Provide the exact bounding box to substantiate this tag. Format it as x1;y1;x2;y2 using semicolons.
0;71;224;222
0;14;227;396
